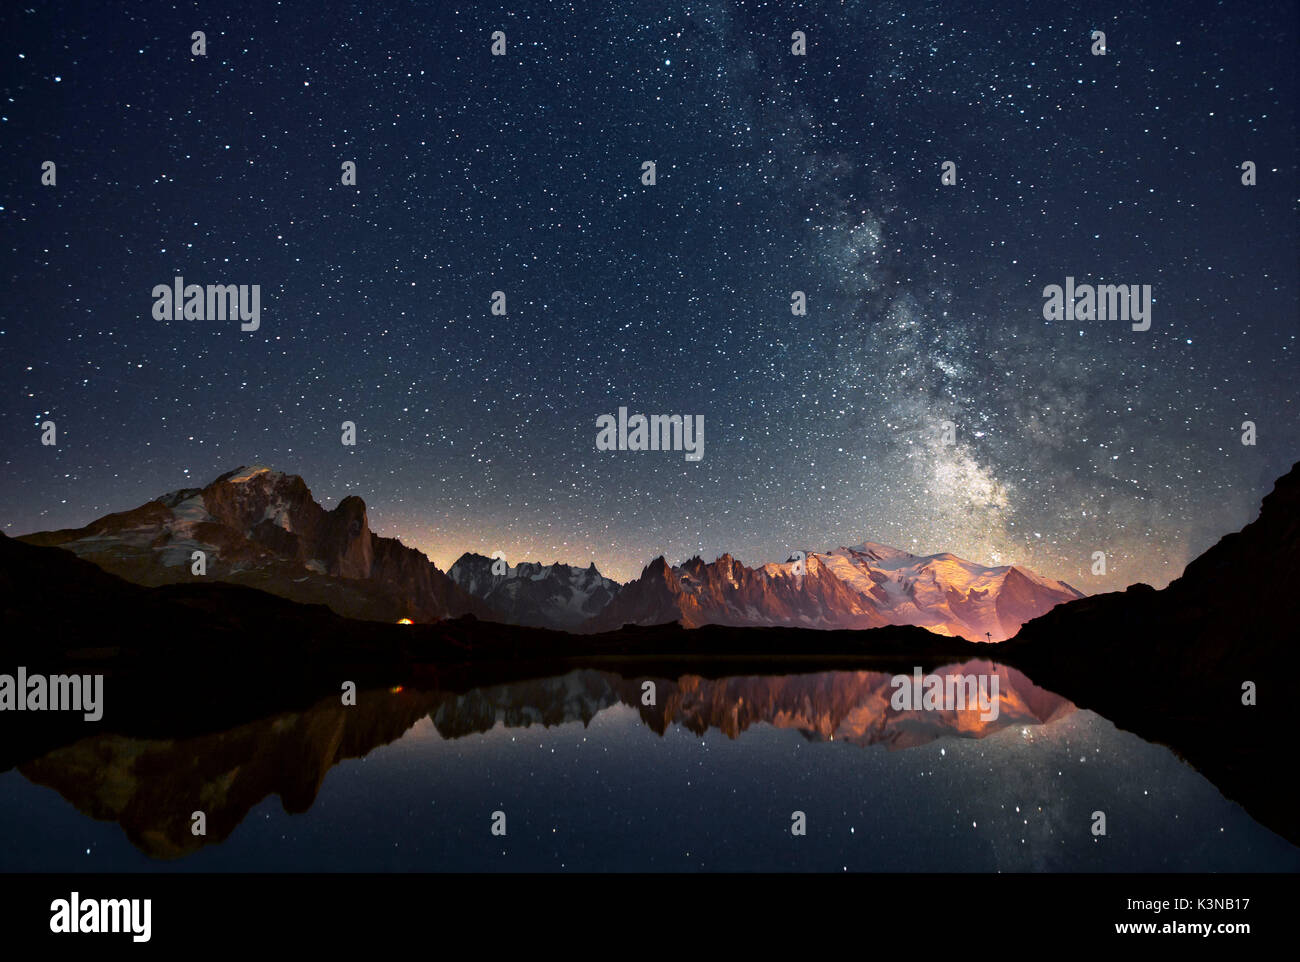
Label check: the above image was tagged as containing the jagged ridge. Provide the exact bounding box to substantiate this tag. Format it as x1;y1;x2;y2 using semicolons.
582;545;1083;640
448;552;620;630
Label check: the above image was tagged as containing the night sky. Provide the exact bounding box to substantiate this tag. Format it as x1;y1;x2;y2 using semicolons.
1;1;1295;591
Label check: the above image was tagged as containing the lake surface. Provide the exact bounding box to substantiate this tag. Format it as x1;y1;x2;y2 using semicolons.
1;662;1296;871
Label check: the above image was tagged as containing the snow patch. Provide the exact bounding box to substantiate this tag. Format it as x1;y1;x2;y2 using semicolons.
171;494;210;523
226;465;273;483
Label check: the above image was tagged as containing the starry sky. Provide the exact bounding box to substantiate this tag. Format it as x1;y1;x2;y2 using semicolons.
1;0;1295;592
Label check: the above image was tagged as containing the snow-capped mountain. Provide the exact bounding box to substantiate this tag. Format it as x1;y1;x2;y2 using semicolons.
448;552;621;631
583;543;1084;641
18;465;493;624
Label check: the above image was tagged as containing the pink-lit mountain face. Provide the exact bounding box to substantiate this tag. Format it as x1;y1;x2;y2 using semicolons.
582;544;1084;641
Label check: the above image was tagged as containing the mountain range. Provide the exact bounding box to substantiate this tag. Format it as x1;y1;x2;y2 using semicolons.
16;464;1083;640
579;545;1083;640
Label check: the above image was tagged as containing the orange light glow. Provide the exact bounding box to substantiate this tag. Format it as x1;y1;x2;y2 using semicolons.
396;618;413;625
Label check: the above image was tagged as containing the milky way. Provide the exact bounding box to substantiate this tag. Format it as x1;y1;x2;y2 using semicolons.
1;1;1295;591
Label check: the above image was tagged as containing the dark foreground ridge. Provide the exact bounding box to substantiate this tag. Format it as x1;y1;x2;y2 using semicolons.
1000;460;1300;845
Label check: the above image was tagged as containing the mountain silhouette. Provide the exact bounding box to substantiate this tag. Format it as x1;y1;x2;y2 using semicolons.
1003;460;1300;844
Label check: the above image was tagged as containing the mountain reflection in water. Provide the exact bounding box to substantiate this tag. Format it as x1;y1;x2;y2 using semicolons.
1;662;1296;872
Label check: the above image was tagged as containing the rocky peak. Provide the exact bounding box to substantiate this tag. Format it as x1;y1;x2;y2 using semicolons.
17;466;494;625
